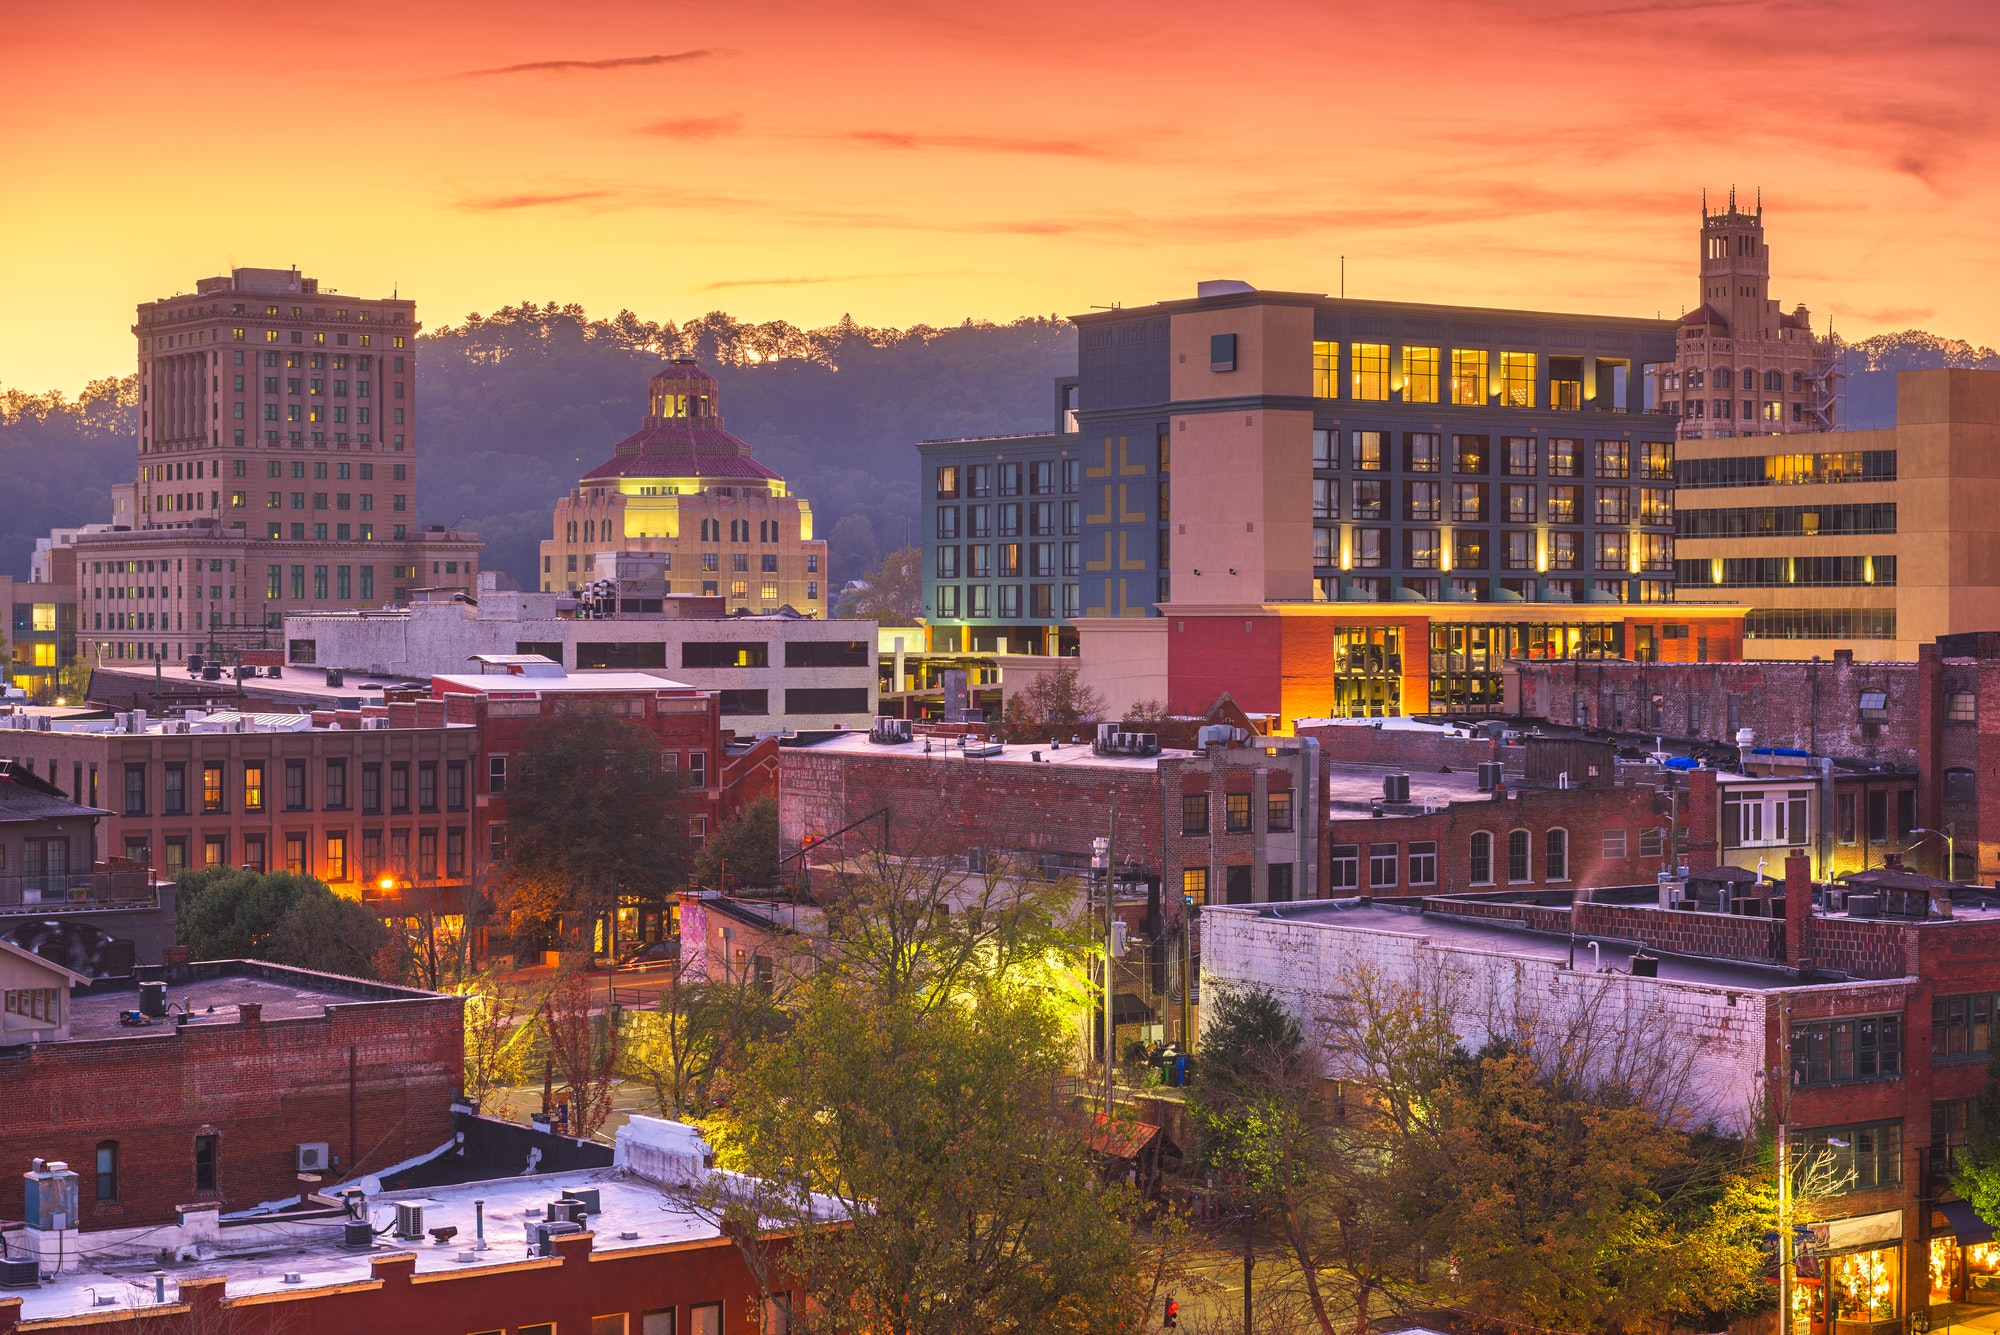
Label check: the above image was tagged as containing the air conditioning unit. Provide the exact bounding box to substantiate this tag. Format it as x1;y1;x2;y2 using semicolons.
1383;774;1411;803
296;1142;330;1173
393;1201;425;1240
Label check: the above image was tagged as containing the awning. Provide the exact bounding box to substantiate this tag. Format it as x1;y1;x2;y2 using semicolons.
1937;1199;1996;1246
1111;993;1154;1026
1813;1209;1903;1254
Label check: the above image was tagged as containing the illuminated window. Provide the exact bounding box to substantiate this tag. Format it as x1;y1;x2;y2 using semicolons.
1351;430;1385;471
1401;346;1439;403
1451;349;1488;405
1181;868;1208;905
1500;352;1535;407
1349;343;1389;401
30;604;54;632
1312;341;1338;398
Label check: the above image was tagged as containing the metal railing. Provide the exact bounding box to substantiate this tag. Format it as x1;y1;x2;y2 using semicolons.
0;871;157;912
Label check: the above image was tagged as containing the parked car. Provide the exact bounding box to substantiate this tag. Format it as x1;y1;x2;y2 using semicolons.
614;938;680;970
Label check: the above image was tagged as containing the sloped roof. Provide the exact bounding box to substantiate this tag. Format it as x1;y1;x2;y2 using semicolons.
0;761;107;822
1680;303;1729;327
580;422;785;483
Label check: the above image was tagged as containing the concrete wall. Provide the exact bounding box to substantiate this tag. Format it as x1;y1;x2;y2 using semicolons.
1199;905;1770;1132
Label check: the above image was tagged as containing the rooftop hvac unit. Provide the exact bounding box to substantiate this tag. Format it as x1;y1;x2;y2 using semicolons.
393;1202;425;1241
869;718;913;745
962;742;1003;758
326;668;345;688
546;1198;585;1225
341;1222;374;1250
528;1219;583;1257
560;1188;601;1216
0;1258;39;1290
1383;774;1411;803
296;1142;329;1173
1477;762;1505;792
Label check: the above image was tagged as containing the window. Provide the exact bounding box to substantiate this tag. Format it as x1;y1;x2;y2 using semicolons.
1468;831;1492;885
194;1134;219;1192
1640;827;1664;858
1267;790;1292;832
593;1319;629;1335
1405;432;1440;472
1350;344;1389;400
691;1302;723;1335
419;763;438;811
446;761;467;810
96;1141;117;1202
1401;346;1439;403
201;764;224;813
1450;349;1487;405
1268;863;1294;902
1351;430;1386;471
935;465;959;499
489;756;507;795
1544;828;1568;880
1452;434;1486;475
1547;437;1578;478
1405;481;1441;522
1791;1015;1902;1085
1181;793;1208;835
1182;868;1208;906
1602;828;1628;859
1409;841;1437;887
390;763;409;812
360;764;381;813
1224;792;1251;834
284;760;306;810
325;760;347;809
1499;351;1534;407
1934;1100;1972;1176
164;763;186;816
243;762;264;812
785;688;870;715
1225;865;1253;903
1796;1120;1901;1193
1330;844;1359;890
325;833;348;881
1312;341;1338;397
1933;993;1995;1062
1946;768;1977;803
1369;843;1397;887
1948;691;1977;722
1506;829;1531;882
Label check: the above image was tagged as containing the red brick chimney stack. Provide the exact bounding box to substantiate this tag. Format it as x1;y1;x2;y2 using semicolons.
1784;848;1812;969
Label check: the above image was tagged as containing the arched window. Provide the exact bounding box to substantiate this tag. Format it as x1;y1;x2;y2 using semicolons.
584;520;594;543
565;520;577;542
1507;829;1531;882
1545;829;1569;881
96;1141;117;1202
1468;831;1493;885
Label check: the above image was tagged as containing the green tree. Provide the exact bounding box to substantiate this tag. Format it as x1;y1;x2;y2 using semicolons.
1956;1046;2000;1223
494;706;689;950
1008;662;1104;728
693;795;779;891
627;956;789;1122
834;545;924;625
175;868;390;979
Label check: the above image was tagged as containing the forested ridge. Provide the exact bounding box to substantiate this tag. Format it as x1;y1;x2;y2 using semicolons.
0;318;1986;587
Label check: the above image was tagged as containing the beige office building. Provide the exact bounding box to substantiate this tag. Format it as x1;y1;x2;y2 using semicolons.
1673;368;2000;659
541;359;827;616
72;266;477;667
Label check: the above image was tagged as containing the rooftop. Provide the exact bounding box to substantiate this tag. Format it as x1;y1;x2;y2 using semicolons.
63;962;448;1044
1246;900;1801;992
431;671;700;696
0;762;107;822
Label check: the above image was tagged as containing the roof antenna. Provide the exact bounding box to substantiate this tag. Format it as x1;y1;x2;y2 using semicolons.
1340;255;1346;299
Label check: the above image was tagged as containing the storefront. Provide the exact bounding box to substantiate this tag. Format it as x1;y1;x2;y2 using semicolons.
1795;1210;1903;1335
1929;1200;2000;1306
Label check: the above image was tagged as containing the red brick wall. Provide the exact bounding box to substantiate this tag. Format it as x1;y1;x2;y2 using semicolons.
1297;722;1500;771
0;1230;781;1335
1571;900;1785;964
1;976;462;1229
1166;615;1285;718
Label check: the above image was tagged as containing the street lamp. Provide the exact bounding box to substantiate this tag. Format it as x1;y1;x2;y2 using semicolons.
1911;826;1956;882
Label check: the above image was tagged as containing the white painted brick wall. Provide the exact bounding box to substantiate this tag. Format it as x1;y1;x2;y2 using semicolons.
1201;907;1771;1133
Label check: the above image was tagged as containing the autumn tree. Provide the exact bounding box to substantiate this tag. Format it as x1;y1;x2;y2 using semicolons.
493;706;689;952
693;795;779;891
539;969;620;1139
628;953;790;1122
834;545;924;625
459;973;531;1107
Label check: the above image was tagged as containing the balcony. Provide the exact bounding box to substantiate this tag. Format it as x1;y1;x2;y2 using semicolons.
0;868;159;914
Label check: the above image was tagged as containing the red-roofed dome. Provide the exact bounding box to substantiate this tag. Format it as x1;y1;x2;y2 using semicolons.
578;359;783;484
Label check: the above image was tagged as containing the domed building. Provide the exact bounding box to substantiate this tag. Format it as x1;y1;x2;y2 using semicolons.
540;359;828;615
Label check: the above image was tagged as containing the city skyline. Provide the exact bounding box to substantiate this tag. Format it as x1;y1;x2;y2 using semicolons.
4;0;1999;393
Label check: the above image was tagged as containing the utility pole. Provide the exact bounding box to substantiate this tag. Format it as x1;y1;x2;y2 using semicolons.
1094;797;1119;1113
1243;1208;1255;1335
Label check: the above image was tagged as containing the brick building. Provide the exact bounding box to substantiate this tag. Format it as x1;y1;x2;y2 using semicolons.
0;702;478;902
68;265;478;669
1;958;460;1232
0;1118;799;1335
1202;854;2000;1332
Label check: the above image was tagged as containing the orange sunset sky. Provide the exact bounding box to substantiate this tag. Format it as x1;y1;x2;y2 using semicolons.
3;0;1996;394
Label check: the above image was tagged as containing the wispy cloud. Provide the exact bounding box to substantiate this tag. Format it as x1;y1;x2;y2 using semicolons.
840;130;1125;159
636;114;743;140
1832;303;1938;325
691;275;866;292
456;190;614;211
461;50;721;77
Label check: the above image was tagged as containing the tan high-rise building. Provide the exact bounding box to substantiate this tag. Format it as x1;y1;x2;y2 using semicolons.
72;267;478;667
1658;193;1839;440
541;359;828;615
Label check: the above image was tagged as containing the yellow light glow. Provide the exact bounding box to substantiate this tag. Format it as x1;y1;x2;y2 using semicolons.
379;875;395;892
1537;532;1548;574
1711;558;1723;585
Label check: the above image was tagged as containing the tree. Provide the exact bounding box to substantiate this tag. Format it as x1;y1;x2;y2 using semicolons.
713;980;1143;1335
1121;698;1172;726
628;956;789;1121
540;970;620;1139
175;868;389;979
459;972;531;1108
494;706;689;951
694;795;779;891
834;545;924;625
1957;1046;2000;1223
1008;662;1103;728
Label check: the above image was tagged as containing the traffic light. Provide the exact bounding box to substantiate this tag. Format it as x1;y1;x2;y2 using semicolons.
1163;1295;1179;1328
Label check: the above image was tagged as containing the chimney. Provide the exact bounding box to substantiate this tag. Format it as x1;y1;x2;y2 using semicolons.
1784;848;1812;969
238;1003;262;1026
1882;851;1904;871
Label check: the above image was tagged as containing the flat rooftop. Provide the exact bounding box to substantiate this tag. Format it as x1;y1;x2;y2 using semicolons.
794;729;1197;772
1250;900;1803;992
65;965;444;1043
431;671;698;694
7;1164;722;1324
